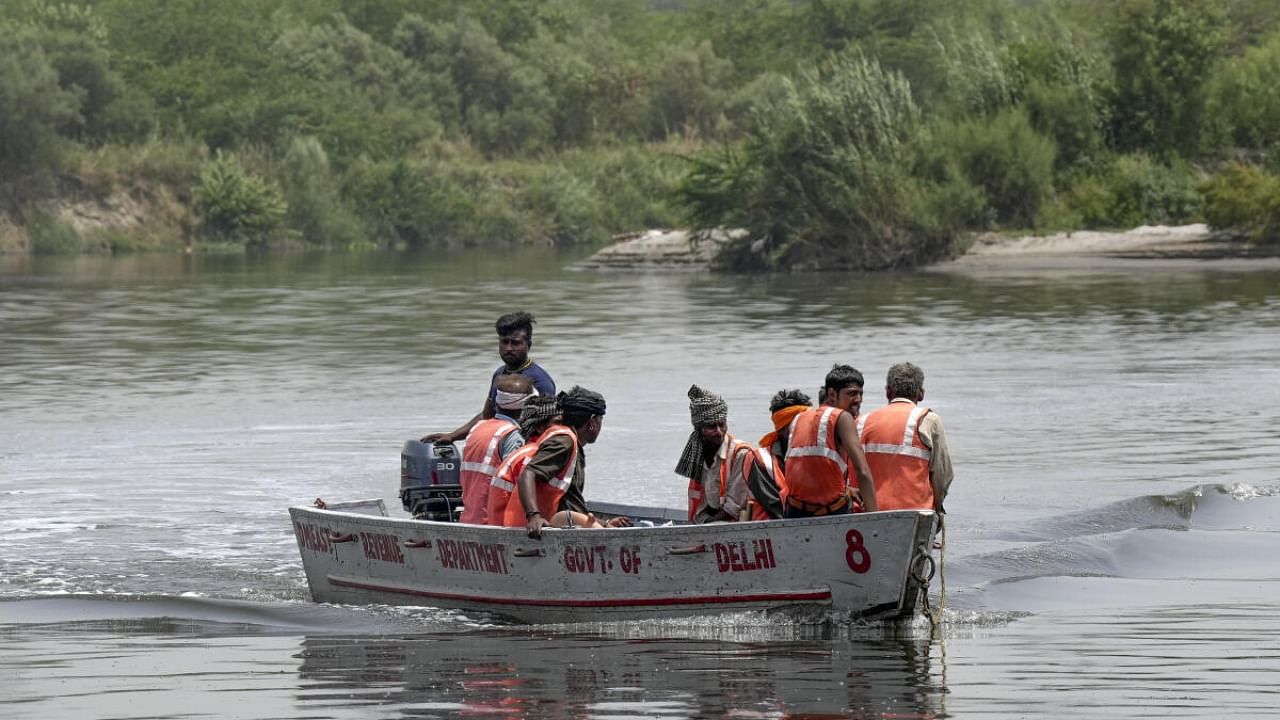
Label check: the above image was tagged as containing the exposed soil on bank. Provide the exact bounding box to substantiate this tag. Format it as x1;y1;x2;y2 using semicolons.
581;224;1280;273
929;224;1280;273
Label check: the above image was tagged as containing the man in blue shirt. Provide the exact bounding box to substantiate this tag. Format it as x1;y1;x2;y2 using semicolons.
423;311;556;444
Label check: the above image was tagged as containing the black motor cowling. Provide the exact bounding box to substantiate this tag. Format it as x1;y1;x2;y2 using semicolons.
399;440;462;521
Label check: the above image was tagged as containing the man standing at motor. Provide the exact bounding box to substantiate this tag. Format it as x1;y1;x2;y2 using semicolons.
422;311;555;444
782;365;878;518
858;362;953;513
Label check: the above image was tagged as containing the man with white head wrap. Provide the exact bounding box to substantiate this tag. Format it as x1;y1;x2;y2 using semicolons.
485;393;560;525
457;374;536;524
676;384;753;524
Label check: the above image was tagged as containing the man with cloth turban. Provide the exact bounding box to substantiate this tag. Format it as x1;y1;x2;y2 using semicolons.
485;393;561;525
676;385;754;523
508;386;631;538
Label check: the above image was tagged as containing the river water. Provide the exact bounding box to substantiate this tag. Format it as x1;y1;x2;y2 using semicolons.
2;248;1279;719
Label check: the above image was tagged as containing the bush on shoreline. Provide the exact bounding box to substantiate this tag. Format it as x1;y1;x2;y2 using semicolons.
1;0;1279;264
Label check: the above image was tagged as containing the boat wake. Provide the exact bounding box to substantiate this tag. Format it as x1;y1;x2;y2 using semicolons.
941;483;1280;616
0;594;461;636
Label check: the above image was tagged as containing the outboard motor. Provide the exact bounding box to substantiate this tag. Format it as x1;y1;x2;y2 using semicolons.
399;440;463;522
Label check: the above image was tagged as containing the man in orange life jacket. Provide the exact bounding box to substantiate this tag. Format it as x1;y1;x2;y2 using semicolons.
858;362;953;513
512;386;631;538
676;385;753;523
782;365;878;518
741;388;813;520
457;373;536;524
485;393;561;525
422;311;556;444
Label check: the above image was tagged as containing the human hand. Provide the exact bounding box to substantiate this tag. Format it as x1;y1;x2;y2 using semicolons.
421;432;449;443
605;516;632;528
526;513;549;539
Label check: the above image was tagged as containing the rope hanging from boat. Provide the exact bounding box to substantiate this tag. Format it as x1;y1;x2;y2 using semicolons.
914;519;946;633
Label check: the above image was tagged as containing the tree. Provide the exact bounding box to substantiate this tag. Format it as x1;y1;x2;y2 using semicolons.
0;27;80;188
681;51;961;270
1105;0;1226;157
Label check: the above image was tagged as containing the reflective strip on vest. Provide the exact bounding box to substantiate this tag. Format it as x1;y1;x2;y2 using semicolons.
754;446;775;474
786;406;848;474
531;426;578;492
863;406;932;461
462;421;517;475
462;425;513;476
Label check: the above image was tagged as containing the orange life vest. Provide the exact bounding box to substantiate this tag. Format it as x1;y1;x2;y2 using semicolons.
741;446;785;520
685;436;751;522
858;400;933;511
783;406;850;506
458;417;519;524
501;425;579;526
485;440;539;526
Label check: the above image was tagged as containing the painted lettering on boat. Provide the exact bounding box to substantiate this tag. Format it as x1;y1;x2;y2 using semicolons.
564;545;641;575
359;531;405;565
714;538;776;573
436;539;509;575
294;521;331;554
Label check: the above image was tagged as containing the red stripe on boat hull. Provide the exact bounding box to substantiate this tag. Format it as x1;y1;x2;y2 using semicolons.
328;575;831;608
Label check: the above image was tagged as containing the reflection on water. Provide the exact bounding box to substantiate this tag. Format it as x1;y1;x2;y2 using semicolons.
291;629;944;720
3;248;1280;719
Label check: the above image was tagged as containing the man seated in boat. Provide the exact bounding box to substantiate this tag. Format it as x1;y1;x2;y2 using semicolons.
504;386;631;538
857;362;953;513
739;388;813;520
782;365;879;518
421;311;556;445
485;393;561;525
676;385;753;523
457;373;536;524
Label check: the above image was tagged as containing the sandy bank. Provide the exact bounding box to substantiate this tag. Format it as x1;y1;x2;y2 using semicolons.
582;224;1280;272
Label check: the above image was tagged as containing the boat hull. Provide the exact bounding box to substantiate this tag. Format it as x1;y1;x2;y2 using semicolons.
290;501;937;624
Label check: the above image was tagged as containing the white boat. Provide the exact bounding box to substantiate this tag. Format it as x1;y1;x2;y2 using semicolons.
289;498;939;624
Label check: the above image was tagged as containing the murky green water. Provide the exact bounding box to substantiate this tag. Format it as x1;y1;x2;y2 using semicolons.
3;248;1279;718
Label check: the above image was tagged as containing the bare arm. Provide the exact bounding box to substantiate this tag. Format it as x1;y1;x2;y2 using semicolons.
421;398;496;443
836;411;877;512
516;466;550;538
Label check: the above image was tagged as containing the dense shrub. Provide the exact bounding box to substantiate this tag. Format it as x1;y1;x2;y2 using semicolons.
27;211;86;254
342;157;473;248
1199;163;1280;244
193;151;287;248
1053;154;1201;229
279;137;366;248
1101;154;1201;227
682;51;964;270
929;108;1058;228
1205;30;1280;151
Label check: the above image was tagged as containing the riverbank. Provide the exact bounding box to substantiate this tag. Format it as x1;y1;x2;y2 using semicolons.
578;224;1280;272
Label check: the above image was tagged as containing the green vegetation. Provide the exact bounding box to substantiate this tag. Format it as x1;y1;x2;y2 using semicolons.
2;0;1279;268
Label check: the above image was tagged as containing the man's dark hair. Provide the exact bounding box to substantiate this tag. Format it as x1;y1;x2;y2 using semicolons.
558;386;606;428
769;389;812;413
824;364;864;393
495;311;536;340
885;362;924;400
